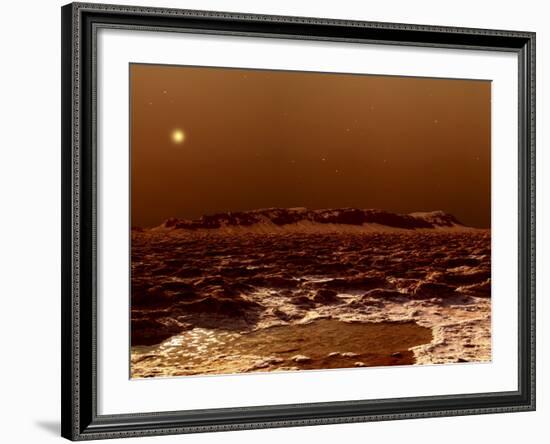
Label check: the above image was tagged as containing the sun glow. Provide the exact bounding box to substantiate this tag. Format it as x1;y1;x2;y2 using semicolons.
171;129;185;144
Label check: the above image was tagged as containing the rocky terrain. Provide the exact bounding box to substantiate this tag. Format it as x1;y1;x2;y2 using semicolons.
130;208;491;378
157;207;467;233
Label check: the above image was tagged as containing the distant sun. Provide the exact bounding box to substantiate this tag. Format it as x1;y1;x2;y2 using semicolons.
171;129;186;144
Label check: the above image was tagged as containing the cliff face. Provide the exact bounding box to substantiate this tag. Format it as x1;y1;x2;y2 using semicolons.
158;208;467;232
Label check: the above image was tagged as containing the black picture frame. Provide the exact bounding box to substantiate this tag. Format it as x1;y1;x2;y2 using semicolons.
61;2;536;440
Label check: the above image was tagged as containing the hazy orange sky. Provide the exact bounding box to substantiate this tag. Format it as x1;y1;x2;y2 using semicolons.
130;64;491;228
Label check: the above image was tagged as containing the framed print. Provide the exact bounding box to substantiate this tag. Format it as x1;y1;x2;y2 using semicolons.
61;2;536;440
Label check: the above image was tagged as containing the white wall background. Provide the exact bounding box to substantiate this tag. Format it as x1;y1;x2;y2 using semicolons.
0;0;545;443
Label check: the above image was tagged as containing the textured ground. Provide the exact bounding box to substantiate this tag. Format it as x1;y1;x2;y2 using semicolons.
130;230;491;378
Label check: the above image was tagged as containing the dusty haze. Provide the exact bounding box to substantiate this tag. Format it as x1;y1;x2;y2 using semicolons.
130;64;491;228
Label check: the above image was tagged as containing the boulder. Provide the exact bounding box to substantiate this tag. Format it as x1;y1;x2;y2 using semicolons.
177;294;261;317
457;279;491;298
312;289;341;304
411;281;456;299
131;317;190;346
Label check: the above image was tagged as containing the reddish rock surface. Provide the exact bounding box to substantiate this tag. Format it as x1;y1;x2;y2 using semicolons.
130;209;491;376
